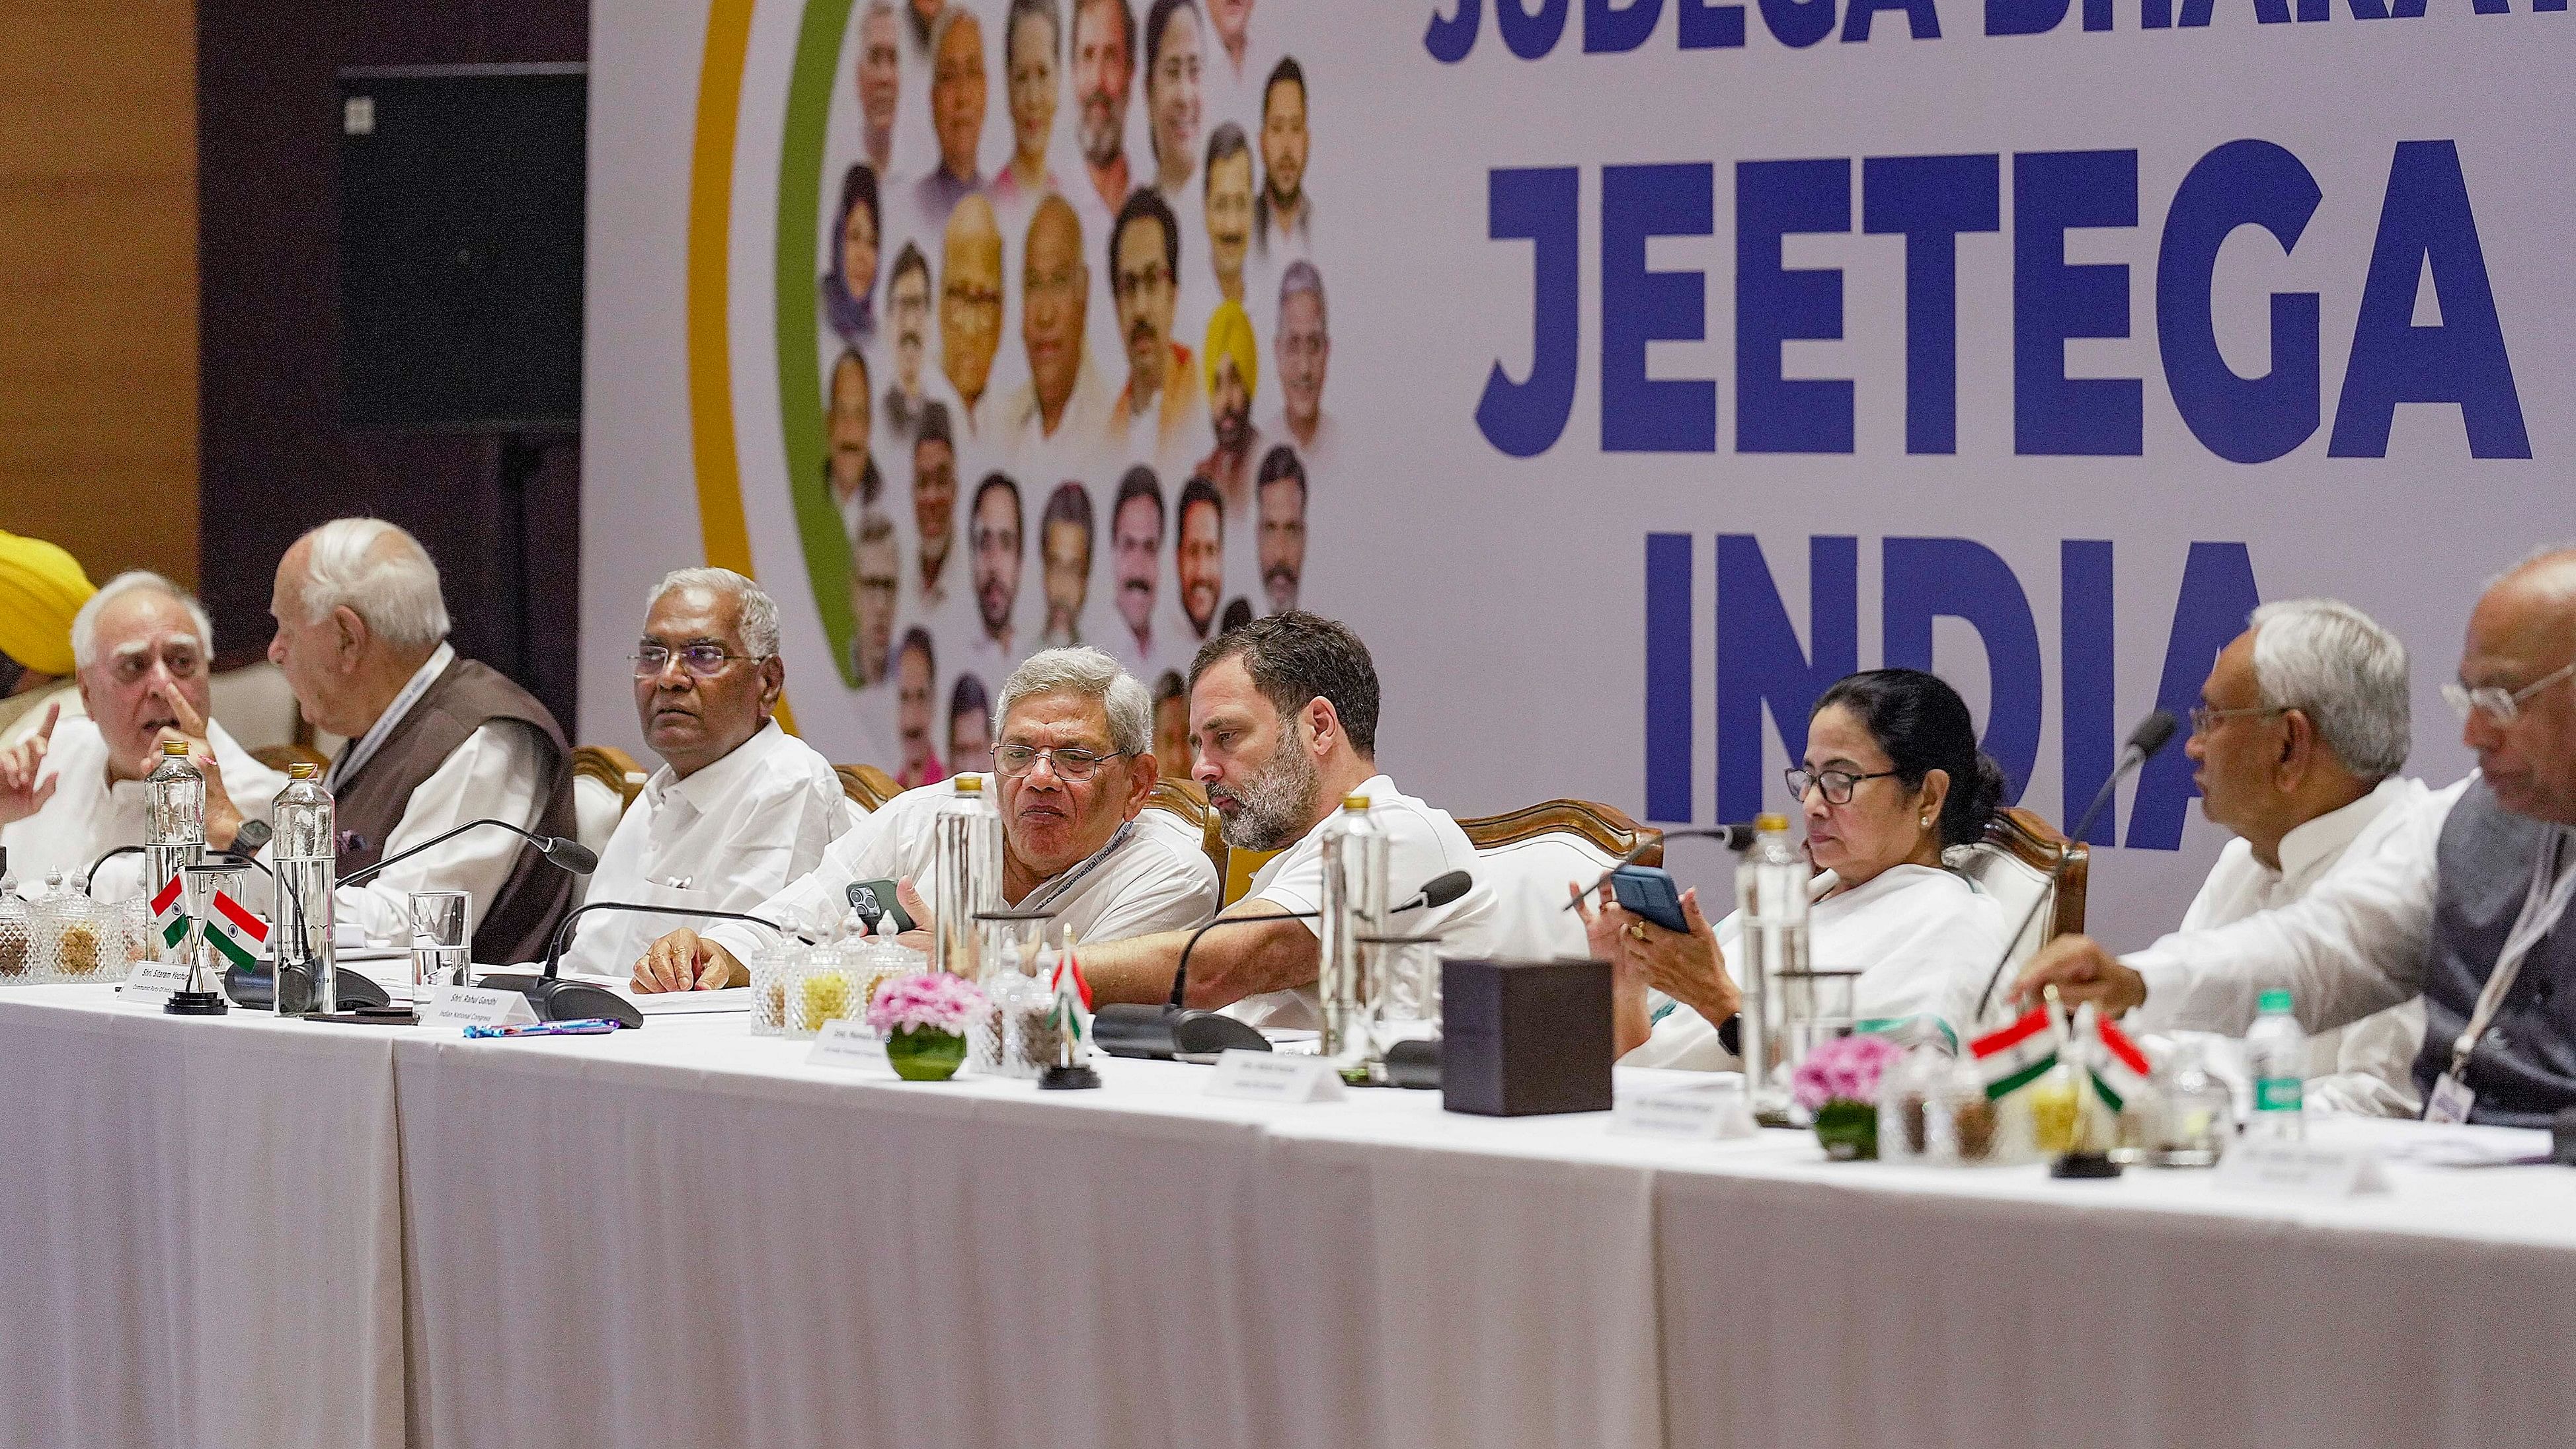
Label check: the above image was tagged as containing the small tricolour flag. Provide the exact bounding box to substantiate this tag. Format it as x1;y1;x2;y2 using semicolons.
2089;1014;2154;1112
1048;935;1094;1043
150;873;188;951
1971;1007;2058;1101
206;891;269;972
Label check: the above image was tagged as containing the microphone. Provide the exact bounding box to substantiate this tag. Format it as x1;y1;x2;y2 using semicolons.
473;900;806;1029
1972;709;2179;1021
1559;823;1761;915
93;830;273;886
338;818;598;890
1096;869;1475;1062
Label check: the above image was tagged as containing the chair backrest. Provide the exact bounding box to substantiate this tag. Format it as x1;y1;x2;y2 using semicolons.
1944;805;2088;972
1458;800;1662;960
565;746;646;908
834;763;904;812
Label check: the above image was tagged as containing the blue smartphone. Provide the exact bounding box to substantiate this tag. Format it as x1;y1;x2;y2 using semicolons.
1610;865;1690;935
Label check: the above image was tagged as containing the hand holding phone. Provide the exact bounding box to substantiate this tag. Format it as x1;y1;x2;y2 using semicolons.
1610;865;1690;935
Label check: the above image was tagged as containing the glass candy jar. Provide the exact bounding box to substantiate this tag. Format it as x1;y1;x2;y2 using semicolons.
1875;1044;1954;1164
748;941;797;1037
785;941;865;1040
0;876;32;980
35;873;111;980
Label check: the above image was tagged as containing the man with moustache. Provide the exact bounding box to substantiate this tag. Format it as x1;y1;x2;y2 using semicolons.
910;402;960;617
1263;259;1333;467
880;244;933;445
1142;0;1205;208
913;6;988;233
856;1;902;178
1174;475;1225;643
894;629;945;787
1196;299;1263;508
1000;196;1113;457
1255;444;1305;616
557;570;848;978
1105;188;1204;469
967;473;1027;676
1253;57;1309;260
1071;0;1136;217
1040;482;1095;649
826;349;880;547
1202;122;1253;308
936;194;1005;438
851;512;902;686
634;648;1216;992
1106;466;1167;676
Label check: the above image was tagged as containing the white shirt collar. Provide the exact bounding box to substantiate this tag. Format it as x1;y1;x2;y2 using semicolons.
327;642;455;791
651;719;787;817
2273;775;2411;893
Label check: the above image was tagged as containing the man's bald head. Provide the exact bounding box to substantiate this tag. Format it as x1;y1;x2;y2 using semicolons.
941;194;1005;406
1023;194;1089;424
2460;546;2576;825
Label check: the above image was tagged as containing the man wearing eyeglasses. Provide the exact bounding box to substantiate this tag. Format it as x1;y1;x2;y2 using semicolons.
2019;549;2576;1128
0;570;286;899
633;646;1215;992
554;569;850;978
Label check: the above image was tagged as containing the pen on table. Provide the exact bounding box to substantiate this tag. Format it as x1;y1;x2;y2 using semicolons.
462;1019;623;1038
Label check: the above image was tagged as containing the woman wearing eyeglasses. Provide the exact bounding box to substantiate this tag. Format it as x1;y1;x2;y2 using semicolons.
1577;668;2011;1070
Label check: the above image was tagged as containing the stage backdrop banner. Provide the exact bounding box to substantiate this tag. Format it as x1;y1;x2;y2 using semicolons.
584;0;2575;948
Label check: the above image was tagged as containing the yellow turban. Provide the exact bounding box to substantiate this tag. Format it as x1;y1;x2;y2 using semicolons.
0;530;94;678
1204;299;1258;401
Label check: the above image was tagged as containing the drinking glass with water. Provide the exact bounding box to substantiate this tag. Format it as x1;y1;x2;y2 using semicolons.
409;890;471;990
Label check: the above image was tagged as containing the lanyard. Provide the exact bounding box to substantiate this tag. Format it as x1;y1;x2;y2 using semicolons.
2445;826;2576;1080
1017;818;1138;918
327;647;448;792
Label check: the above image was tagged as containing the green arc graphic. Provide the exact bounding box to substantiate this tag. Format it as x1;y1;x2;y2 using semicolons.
774;0;861;686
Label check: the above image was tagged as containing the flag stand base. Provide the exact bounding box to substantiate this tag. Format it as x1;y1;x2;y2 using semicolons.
165;990;229;1017
1039;1064;1101;1091
2050;1150;2121;1179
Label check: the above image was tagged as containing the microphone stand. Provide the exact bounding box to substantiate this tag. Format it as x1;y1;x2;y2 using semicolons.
339;818;596;890
473;900;804;1029
1559;823;1762;918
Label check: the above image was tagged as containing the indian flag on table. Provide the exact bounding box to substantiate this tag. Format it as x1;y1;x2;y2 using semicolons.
205;891;268;971
150;873;189;951
1971;1007;2058;1100
2089;1015;2154;1112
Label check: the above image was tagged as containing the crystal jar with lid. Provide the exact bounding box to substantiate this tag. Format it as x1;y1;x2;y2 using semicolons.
0;873;32;980
33;873;110;981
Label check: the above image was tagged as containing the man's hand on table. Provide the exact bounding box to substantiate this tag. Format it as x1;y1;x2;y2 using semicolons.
2011;933;2147;1016
633;927;744;993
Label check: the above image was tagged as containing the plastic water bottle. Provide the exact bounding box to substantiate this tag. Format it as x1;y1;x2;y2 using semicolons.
1317;794;1387;1070
2244;988;2307;1141
271;762;337;1016
929;773;1001;978
144;737;205;912
1737;812;1808;1119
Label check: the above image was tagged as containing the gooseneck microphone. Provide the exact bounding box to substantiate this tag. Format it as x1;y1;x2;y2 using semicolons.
1559;823;1762;916
91;817;278;888
469;900;806;1029
338;818;599;890
1972;709;2180;1021
1096;869;1475;1062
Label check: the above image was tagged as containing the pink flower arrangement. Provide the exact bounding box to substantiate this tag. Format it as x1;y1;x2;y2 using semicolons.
865;971;988;1037
1790;1033;1903;1112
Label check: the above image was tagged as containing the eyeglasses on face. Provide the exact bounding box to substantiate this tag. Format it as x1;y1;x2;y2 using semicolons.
2188;703;2288;736
1784;766;1897;806
631;643;761;679
2443;658;2576;726
994;744;1126;781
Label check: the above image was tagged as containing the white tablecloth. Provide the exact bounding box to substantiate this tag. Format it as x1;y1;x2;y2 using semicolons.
0;986;407;1449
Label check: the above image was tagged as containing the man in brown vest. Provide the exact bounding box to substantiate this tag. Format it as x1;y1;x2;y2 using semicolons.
266;519;579;964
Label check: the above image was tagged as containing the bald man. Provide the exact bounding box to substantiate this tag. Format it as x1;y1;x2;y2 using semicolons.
2019;548;2576;1128
937;193;1005;438
1002;194;1112;458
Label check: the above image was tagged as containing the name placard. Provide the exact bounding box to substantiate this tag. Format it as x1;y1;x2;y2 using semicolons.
807;1019;888;1070
120;960;197;1007
424;985;541;1030
2214;1136;2390;1198
1609;1077;1758;1144
1205;1048;1347;1103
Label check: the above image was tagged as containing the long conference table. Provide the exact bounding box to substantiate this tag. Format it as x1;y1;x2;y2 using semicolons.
4;981;2574;1449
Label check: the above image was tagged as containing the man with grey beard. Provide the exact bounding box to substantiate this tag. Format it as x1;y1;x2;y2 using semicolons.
1079;611;1496;1026
1071;0;1136;217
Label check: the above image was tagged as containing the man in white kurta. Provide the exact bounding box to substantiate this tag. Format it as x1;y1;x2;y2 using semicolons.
557;570;852;976
0;572;284;900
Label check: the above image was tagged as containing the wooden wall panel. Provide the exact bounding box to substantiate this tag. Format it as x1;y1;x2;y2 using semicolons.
0;0;200;590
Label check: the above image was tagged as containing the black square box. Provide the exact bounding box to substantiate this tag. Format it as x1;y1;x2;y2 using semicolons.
1440;958;1614;1116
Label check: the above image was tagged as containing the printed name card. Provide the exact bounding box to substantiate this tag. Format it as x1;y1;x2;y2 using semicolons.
1610;1077;1759;1144
424;985;541;1030
1206;1048;1347;1103
120;960;198;1007
807;1019;888;1070
2214;1137;2391;1198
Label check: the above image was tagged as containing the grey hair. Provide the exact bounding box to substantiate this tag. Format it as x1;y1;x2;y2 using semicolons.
995;646;1152;756
71;572;214;672
2247;598;2411;782
646;567;781;658
295;518;451;649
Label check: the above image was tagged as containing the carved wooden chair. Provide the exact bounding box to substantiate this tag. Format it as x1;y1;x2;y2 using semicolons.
1458;799;1664;959
1947;804;2089;968
834;763;904;812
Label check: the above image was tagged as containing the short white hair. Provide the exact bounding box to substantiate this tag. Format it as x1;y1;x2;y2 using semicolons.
71;572;214;672
645;567;781;658
295;518;451;649
2248;598;2410;782
995;646;1151;756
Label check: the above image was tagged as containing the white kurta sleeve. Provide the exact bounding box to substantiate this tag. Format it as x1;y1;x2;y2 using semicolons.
701;802;913;968
2128;779;2462;1037
334;721;549;947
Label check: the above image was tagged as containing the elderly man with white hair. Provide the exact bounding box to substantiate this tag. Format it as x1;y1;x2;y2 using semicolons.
0;571;286;896
554;569;851;977
2171;598;2430;1115
266;518;578;964
633;646;1217;992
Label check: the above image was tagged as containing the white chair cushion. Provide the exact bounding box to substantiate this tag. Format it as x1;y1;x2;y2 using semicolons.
1471;832;1623;960
1943;842;2055;975
568;774;632;910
